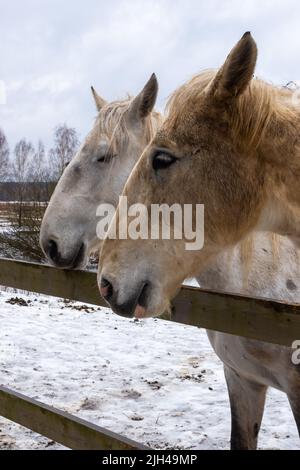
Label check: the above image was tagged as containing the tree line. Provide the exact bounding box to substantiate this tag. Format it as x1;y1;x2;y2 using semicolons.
0;124;79;190
0;124;80;261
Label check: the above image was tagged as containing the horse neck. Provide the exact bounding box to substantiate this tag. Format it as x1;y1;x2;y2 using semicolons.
197;88;300;302
196;233;300;303
249;88;300;242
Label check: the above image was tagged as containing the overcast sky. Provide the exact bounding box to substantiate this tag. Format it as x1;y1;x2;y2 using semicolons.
1;0;300;151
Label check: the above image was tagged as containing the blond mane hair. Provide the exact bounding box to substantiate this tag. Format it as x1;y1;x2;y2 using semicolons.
95;97;162;156
166;69;297;150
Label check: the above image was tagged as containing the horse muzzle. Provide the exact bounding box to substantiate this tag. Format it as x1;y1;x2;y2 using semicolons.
99;275;149;318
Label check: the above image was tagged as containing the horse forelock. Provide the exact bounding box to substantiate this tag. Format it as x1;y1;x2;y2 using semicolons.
94;97;162;158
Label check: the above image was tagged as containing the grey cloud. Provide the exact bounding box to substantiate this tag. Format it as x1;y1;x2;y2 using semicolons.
1;0;300;149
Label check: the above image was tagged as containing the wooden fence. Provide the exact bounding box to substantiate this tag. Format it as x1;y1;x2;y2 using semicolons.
0;257;300;449
0;386;148;450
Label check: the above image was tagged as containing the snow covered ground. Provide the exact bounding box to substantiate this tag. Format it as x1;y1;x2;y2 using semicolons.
0;289;299;450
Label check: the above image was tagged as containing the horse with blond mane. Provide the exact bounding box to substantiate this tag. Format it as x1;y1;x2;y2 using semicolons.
98;33;300;449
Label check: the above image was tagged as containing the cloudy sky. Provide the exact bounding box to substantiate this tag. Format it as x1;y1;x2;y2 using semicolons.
1;0;300;151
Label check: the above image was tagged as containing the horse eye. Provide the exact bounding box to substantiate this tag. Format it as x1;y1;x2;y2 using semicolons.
97;153;116;163
152;152;177;171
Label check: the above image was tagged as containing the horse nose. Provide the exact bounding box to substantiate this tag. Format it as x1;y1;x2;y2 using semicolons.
99;276;148;318
100;277;114;301
41;235;86;269
48;239;60;263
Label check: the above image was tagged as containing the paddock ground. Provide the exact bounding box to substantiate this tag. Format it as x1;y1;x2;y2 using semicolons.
0;289;298;450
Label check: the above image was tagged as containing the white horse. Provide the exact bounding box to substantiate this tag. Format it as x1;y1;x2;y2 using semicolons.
41;73;300;449
40;74;161;269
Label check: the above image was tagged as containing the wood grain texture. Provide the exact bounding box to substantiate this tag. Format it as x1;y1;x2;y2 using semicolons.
0;386;147;450
1;257;300;346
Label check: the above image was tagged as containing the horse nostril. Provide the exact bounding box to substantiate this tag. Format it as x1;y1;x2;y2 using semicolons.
48;239;58;262
100;277;113;300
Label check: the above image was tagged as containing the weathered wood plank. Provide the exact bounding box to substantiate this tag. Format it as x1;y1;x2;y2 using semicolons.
171;286;300;347
0;258;300;346
0;385;148;450
0;257;105;306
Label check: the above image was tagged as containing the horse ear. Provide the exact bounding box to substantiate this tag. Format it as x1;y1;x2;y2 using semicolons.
209;32;257;101
128;73;158;123
91;86;107;111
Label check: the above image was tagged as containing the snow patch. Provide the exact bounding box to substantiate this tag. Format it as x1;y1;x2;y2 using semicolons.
0;290;298;450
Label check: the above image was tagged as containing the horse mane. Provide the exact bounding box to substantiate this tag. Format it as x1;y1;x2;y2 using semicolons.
95;97;162;156
166;69;297;150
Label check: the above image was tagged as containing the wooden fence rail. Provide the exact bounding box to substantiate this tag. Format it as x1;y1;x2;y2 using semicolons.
1;257;300;450
0;386;147;450
0;257;300;346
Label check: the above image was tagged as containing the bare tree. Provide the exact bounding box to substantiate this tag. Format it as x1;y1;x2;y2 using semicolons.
0;203;46;261
49;124;79;181
27;140;47;201
12;139;35;225
0;124;79;262
0;128;10;182
31;140;46;181
0;139;48;261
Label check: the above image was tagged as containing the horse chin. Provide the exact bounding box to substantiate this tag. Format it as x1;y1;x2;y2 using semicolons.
89;236;103;254
74;236;101;270
68;243;88;270
134;308;161;319
133;295;171;319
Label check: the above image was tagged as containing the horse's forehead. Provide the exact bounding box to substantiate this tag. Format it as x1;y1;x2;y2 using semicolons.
98;139;109;151
86;128;109;148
